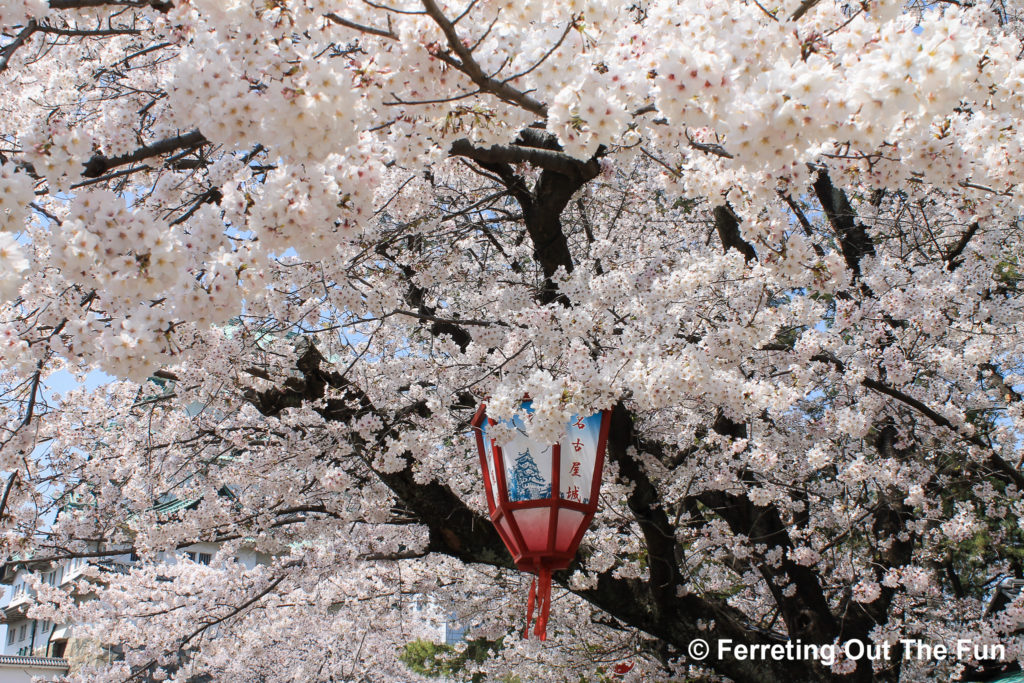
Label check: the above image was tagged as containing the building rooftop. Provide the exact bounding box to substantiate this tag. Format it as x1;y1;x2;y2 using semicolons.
0;655;69;669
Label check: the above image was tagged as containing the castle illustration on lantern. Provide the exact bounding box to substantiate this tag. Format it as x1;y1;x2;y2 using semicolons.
507;450;550;501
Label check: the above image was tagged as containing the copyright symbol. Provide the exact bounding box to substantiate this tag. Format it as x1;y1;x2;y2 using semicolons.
688;638;709;661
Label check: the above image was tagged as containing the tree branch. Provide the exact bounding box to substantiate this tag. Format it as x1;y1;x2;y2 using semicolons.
945;222;979;271
0;471;19;523
36;24;142;37
450;132;601;304
980;363;1023;405
449;138;596;178
789;0;821;21
811;170;875;278
420;0;548;117
0;21;38;74
702;414;838;653
811;353;1024;488
81;130;207;178
713;205;757;263
605;405;681;614
49;0;172;10
325;12;397;40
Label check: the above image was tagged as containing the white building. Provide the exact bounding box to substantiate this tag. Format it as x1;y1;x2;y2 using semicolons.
0;552;118;660
0;538;267;676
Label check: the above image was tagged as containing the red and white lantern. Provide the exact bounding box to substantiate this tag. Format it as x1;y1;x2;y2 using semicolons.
471;399;611;640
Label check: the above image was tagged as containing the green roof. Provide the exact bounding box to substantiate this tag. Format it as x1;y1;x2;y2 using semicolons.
150;496;198;516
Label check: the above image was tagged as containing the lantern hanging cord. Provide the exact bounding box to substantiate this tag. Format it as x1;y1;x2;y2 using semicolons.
524;568;552;641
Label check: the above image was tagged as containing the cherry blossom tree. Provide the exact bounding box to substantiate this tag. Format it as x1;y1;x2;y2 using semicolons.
1;0;1024;681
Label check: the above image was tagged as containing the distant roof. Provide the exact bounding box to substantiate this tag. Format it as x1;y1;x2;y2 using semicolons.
150;495;199;516
0;655;69;670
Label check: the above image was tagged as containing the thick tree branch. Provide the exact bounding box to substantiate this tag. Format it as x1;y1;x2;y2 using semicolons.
812;170;875;277
0;21;38;74
790;0;821;20
713;205;757;263
832;426;917;682
391;309;506;329
687;131;733;159
36;24;141;37
82;130;207;178
0;471;19;524
449;138;596;178
420;0;548;117
450;133;600;304
980;362;1023;405
605;405;681;614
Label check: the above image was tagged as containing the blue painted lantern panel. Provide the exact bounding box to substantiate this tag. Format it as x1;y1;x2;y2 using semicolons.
482;401;603;504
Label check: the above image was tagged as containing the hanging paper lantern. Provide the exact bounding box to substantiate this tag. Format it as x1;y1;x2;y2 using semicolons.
471;399;611;640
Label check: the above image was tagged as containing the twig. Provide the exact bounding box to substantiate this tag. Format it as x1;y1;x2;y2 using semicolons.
501;17;576;84
325;12;397;39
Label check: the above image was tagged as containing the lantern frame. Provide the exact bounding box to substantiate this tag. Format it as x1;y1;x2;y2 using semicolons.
471;402;611;573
